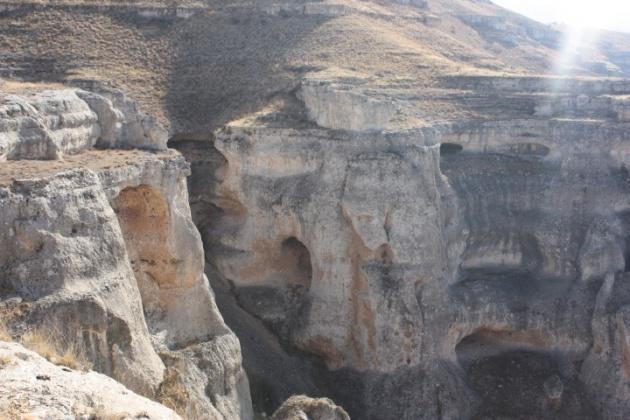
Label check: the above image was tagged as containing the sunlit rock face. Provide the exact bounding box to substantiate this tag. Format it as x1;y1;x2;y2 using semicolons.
176;75;630;418
271;395;350;420
298;81;398;131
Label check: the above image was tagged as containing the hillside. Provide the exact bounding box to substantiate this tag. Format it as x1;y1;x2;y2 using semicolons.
1;0;629;134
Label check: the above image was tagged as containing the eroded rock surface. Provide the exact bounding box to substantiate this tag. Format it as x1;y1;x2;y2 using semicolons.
2;0;630;418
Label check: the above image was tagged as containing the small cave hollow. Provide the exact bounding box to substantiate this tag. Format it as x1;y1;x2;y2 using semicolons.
507;142;550;157
440;142;464;155
616;211;630;273
280;237;313;290
113;185;174;318
624;236;630;272
455;330;597;420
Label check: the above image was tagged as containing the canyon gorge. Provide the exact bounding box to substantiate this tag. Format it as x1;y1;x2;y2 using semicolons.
1;0;630;419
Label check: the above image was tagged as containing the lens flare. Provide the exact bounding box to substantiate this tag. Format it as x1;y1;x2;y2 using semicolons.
552;25;600;78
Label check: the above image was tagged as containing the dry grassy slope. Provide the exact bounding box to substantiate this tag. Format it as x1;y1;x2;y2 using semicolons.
0;0;628;134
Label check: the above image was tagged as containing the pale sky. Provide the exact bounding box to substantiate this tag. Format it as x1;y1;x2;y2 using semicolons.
493;0;630;33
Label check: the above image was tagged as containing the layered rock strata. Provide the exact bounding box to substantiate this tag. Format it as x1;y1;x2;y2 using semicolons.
0;88;167;161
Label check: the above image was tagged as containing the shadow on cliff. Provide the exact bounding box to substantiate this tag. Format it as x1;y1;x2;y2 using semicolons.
165;8;331;135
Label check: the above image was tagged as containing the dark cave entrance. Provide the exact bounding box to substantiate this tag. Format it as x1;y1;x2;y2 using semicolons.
235;236;313;340
623;236;630;272
280;236;313;290
455;331;598;420
440;142;464;155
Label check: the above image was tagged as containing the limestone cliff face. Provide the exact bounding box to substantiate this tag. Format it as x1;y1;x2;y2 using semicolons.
0;89;252;419
176;76;630;418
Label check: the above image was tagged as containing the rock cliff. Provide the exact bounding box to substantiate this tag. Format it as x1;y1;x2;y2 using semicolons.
0;88;252;419
174;73;630;418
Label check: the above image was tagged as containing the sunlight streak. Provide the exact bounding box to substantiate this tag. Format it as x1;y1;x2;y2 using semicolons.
552;25;600;78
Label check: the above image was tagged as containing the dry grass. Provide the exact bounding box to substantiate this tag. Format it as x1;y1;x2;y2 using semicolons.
0;318;15;368
0;397;33;420
86;404;142;420
157;367;189;416
0;80;67;93
21;330;91;371
0;318;10;342
0;355;12;368
0;0;207;6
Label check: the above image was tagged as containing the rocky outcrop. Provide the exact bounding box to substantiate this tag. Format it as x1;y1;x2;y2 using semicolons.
579;272;630;419
298;78;398;131
0;340;181;419
76;89;168;152
0;88;167;161
0;89;252;419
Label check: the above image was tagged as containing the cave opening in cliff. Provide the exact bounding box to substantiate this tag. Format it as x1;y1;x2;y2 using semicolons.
440;142;464;155
233;236;313;344
455;331;597;418
280;237;313;290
